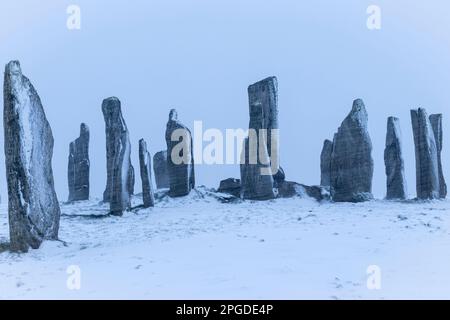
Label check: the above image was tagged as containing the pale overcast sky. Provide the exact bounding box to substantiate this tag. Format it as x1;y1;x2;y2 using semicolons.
0;0;449;200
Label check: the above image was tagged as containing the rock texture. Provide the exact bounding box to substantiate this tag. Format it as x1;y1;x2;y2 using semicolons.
217;178;241;197
384;117;407;200
411;108;440;200
277;181;330;201
429;114;447;198
139;139;155;208
330;99;374;202
153;150;169;189
102;97;134;215
165;109;195;197
68;123;90;202
320;139;333;186
240;77;279;200
3;61;61;252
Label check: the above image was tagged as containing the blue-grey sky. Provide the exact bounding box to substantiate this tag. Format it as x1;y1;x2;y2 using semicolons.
0;0;449;200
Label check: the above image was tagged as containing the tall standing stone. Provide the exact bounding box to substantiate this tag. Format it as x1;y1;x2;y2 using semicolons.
320;139;333;186
240;76;279;200
3;61;60;252
411;108;440;200
102;97;134;215
165;109;195;197
153;150;169;189
429;114;447;198
330;99;374;202
139;139;155;208
68;123;90;202
384;117;407;200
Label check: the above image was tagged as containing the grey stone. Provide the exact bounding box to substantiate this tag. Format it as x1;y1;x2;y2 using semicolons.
320;139;333;186
429;114;447;198
102;97;134;204
139;139;155;208
102;97;134;215
330;99;374;202
68;123;90;202
217;178;241;197
3;61;61;252
240;77;279;200
384;117;407;200
165;109;195;197
277;181;330;201
153;150;169;189
411;108;440;199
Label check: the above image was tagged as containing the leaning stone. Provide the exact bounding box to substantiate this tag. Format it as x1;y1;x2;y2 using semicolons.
3;61;61;252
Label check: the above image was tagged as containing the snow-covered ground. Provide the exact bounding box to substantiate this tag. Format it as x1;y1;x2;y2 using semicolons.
1;187;450;300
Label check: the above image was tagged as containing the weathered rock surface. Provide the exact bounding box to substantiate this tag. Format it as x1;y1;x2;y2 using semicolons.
153;150;169;189
102;97;134;215
429;114;447;198
240;77;279;200
139;139;155;208
277;181;330;201
165;109;195;197
384;117;407;200
68;123;90;202
411;108;440;199
3;61;61;252
217;178;241;197
330;99;374;202
320;139;333;186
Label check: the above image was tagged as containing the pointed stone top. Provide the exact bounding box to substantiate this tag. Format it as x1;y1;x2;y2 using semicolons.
139;138;147;148
347;98;368;125
5;60;22;75
169;109;178;121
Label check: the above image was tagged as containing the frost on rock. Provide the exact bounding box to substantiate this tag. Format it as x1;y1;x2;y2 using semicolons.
330;99;374;202
68;123;90;202
102;97;134;215
165;109;195;197
320;139;333;187
429;114;447;199
3;60;61;252
384;117;407;200
240;77;279;200
411;108;440;200
139;139;155;208
153;150;169;189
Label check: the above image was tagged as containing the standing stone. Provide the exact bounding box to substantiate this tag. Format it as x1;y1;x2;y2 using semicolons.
68;123;90;202
165;109;195;197
102;97;134;203
411;108;440;199
139;139;155;208
330;99;374;202
384;117;407;200
153;150;169;189
102;97;134;215
320;139;333;186
240;76;279;200
3;61;61;252
429;114;447;198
